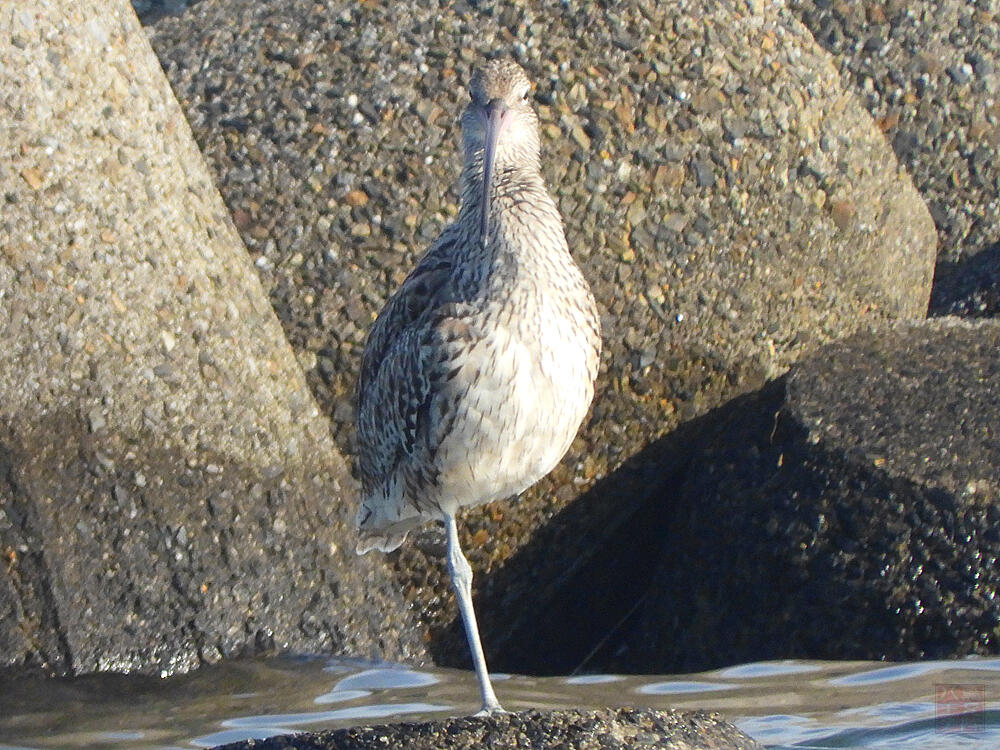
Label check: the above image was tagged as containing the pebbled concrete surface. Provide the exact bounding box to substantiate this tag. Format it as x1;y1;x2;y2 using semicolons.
789;0;1000;315
0;0;425;676
146;0;937;670
213;708;763;750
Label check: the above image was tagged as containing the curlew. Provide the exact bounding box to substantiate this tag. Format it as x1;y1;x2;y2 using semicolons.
354;57;601;714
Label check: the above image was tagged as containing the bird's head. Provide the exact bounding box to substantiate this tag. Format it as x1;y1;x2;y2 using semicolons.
460;58;541;241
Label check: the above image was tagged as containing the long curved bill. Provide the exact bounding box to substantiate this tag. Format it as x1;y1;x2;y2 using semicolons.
479;99;508;246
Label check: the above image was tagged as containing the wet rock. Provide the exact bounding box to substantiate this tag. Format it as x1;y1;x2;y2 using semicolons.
0;0;424;677
607;318;999;672
213;709;762;750
147;0;936;671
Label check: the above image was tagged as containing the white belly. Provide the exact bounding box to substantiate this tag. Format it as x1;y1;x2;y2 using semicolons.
432;321;594;515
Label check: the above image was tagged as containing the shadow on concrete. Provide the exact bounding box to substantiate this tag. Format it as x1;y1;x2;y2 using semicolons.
431;350;1000;675
424;384;778;676
929;242;1000;318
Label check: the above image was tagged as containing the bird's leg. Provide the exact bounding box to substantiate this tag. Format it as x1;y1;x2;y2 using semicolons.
444;513;505;715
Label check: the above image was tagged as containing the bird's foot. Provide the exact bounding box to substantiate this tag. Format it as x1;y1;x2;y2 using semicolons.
474;703;507;717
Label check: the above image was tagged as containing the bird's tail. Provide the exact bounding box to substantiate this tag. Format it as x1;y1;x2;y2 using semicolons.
354;499;420;555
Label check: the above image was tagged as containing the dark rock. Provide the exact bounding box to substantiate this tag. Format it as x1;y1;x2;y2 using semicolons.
212;709;762;750
946;64;972;85
606;318;999;672
691;159;715;188
0;0;425;677
968;52;994;77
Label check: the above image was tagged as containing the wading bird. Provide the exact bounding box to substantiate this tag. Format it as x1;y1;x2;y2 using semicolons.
355;58;601;714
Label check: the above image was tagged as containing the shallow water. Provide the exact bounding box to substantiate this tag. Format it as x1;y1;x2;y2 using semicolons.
0;656;997;749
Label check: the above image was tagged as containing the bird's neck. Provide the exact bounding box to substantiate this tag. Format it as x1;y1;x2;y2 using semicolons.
454;156;566;283
458;156;547;222
460;148;543;196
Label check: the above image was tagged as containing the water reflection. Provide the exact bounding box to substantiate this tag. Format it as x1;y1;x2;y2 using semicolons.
563;674;624;685
830;659;1000;687
717;661;825;679
329;667;440;693
0;656;996;749
637;680;737;695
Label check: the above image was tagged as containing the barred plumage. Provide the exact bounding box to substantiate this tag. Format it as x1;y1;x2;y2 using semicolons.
354;58;601;714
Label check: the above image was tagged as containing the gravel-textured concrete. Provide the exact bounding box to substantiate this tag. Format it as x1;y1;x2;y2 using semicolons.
213;708;762;750
147;0;937;668
789;1;1000;315
0;0;424;676
7;0;989;684
599;318;999;672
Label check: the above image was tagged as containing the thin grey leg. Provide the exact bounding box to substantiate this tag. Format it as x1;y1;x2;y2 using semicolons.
444;513;504;714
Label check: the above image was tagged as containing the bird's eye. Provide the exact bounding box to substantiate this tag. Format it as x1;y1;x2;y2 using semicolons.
521;89;530;101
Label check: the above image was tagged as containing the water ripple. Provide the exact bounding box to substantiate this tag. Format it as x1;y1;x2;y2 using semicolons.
636;680;736;695
0;657;996;750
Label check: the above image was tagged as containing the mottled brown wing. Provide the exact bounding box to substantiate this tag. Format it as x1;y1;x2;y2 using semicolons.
355;228;468;496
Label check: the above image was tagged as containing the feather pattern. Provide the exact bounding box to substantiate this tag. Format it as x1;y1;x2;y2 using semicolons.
355;60;601;554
